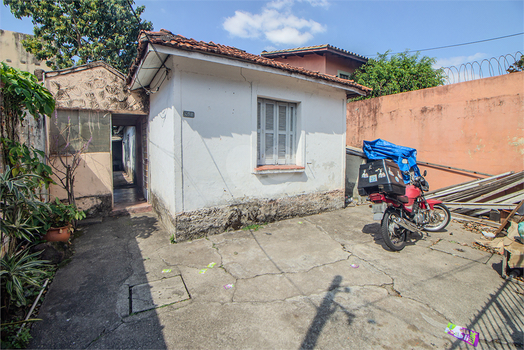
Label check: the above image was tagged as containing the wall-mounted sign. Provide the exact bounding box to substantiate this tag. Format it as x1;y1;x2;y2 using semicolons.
183;111;195;118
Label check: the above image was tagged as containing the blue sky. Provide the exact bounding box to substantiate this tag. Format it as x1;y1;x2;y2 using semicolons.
1;0;523;70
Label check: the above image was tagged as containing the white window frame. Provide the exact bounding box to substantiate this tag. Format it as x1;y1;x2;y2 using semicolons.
257;98;297;166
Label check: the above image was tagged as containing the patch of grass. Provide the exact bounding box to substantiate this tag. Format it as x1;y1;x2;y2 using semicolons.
169;234;176;244
242;223;266;231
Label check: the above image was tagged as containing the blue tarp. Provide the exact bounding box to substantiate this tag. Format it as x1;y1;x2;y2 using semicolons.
363;139;420;184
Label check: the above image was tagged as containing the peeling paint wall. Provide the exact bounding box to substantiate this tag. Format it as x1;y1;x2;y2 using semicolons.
347;72;524;190
44;63;148;114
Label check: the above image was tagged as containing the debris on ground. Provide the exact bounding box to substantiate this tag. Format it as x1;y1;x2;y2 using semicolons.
426;171;523;236
445;323;480;347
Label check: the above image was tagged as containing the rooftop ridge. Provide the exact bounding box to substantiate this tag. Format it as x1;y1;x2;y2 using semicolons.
127;29;372;95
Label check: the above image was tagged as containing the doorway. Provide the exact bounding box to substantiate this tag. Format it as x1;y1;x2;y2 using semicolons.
111;114;149;213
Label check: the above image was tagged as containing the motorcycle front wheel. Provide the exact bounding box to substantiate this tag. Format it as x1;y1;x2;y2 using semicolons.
381;209;407;251
423;204;451;232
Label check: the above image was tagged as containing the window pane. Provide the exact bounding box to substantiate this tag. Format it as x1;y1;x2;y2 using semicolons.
257;102;261;130
265;133;274;158
50;110;110;154
265;104;274;131
290;106;294;132
278;134;286;160
290;134;293;157
278;105;287;131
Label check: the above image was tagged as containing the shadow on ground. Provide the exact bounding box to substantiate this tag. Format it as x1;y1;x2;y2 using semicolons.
29;214;167;349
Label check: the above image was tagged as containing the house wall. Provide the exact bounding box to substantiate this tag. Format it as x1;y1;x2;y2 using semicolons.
346;72;524;190
0;30;54;73
269;54;326;74
48;153;113;216
325;54;361;77
44;63;148;215
149;54;348;240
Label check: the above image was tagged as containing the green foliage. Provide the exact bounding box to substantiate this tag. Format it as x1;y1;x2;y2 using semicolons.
351;51;446;100
507;56;524;73
1;323;33;349
0;167;50;249
242;223;266;231
47;198;86;228
0;248;48;310
1;138;54;189
0;63;55;141
4;0;153;72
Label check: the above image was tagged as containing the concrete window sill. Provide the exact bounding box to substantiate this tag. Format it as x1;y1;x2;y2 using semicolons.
253;165;305;174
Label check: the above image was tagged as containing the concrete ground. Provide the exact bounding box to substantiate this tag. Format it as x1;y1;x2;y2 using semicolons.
29;205;523;349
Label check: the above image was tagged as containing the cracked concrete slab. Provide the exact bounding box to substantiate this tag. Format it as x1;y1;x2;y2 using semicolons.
30;207;524;350
431;239;493;263
131;275;190;313
178;265;236;302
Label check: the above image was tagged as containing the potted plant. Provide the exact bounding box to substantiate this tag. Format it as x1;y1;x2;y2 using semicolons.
42;198;86;242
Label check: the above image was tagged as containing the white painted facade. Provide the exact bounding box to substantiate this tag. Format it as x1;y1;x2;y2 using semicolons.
147;47;349;215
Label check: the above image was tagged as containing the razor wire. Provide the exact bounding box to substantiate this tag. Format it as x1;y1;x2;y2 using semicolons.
441;52;523;85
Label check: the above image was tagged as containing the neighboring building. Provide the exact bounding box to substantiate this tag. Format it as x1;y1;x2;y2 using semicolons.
127;30;371;241
261;44;368;80
42;61;148;215
0;29;54;73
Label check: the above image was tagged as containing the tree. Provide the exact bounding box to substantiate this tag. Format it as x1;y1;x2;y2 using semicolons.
0;62;55;143
4;0;153;73
507;56;523;73
351;51;446;100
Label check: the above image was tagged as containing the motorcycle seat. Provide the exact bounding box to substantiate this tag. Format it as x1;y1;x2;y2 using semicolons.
397;196;409;203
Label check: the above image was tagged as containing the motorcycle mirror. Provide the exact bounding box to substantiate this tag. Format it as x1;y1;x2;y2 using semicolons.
423;170;427;176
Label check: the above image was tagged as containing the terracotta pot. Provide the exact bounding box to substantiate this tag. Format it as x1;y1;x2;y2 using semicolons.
43;225;71;242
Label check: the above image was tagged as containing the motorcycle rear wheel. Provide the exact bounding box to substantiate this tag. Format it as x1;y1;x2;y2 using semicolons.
381;210;407;251
423;203;451;232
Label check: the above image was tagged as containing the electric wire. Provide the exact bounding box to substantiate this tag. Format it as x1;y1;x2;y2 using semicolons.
367;32;524;57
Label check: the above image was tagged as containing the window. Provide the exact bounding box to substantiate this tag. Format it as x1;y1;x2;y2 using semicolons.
257;98;297;165
337;70;351;80
49;110;110;154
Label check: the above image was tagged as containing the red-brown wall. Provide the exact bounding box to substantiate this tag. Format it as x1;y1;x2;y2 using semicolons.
347;72;524;190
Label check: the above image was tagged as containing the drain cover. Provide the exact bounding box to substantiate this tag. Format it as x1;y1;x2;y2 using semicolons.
131;276;190;313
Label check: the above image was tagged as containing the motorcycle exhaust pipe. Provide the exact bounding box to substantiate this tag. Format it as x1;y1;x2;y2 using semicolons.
392;217;424;236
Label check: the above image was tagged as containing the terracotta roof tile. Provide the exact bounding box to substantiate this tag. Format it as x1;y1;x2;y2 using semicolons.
127;29;371;95
261;44;368;61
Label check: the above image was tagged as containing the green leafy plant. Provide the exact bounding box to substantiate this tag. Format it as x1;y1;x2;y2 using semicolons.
1;138;54;190
0;167;50;254
1;322;34;349
0;62;55;142
350;50;446;100
46;198;86;228
0;248;48;315
4;0;153;72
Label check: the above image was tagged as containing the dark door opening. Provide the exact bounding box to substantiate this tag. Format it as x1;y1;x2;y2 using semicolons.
111;115;149;214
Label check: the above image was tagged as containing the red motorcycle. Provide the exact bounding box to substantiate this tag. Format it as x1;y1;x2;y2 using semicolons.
358;160;450;251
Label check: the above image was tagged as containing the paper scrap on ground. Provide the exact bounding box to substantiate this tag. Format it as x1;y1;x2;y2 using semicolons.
162;269;172;273
224;283;234;290
445;322;479;347
199;269;207;274
350;264;359;268
207;262;216;268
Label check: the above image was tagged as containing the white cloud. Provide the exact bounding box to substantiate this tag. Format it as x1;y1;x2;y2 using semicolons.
300;0;330;7
223;0;326;46
434;53;487;68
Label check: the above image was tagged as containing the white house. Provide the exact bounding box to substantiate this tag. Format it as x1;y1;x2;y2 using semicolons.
127;30;371;241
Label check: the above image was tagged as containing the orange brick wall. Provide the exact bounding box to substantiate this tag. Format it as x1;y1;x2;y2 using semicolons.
347;72;524;190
